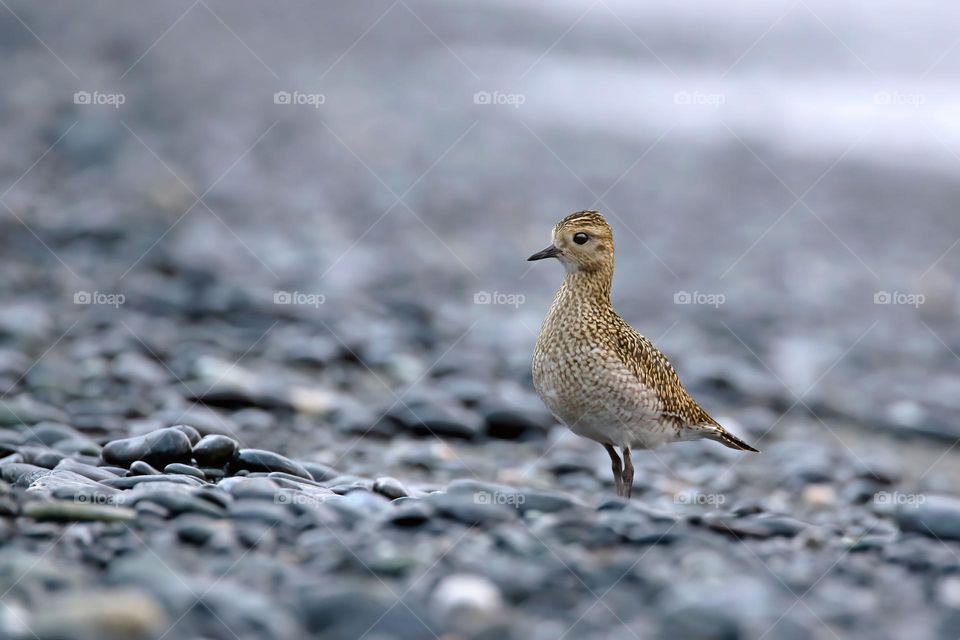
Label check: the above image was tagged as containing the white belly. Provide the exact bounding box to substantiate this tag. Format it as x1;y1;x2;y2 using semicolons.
535;372;679;450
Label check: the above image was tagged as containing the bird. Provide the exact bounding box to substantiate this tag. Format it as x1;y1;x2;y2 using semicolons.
528;210;759;499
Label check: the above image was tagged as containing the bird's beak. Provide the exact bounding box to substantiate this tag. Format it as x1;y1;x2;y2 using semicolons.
527;245;561;261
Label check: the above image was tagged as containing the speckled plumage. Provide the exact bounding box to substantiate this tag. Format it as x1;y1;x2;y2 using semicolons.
529;211;758;497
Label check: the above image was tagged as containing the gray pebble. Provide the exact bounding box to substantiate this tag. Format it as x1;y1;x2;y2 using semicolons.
192;434;239;467
231;448;311;479
101;427;192;468
163;462;205;479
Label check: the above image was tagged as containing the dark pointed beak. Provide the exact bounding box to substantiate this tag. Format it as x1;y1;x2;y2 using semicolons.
527;245;561;261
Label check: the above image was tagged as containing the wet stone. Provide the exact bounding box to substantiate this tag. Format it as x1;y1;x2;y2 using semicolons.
202;467;226;481
192;434;239;467
301;461;339;482
169;423;202;445
18;446;65;469
230;448;311;480
129;460;161;476
54;459;119;482
52;437;102;457
164;462;205;479
101;427;192;468
373;476;408;500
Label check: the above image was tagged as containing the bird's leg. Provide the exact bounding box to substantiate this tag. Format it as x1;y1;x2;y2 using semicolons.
622;447;634;499
604;444;624;497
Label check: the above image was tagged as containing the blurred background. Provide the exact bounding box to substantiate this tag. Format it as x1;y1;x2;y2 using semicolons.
2;1;960;639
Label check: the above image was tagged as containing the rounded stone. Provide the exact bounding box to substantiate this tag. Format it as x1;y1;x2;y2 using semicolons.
101;427;192;468
192;434;239;468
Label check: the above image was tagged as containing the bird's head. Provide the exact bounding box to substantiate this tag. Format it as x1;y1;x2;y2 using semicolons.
528;210;614;274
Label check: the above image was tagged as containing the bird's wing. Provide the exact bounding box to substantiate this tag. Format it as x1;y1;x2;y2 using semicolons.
609;320;717;429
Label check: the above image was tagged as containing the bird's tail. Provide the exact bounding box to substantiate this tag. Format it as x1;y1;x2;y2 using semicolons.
707;427;760;453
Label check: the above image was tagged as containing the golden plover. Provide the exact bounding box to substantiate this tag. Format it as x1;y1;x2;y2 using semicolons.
529;210;759;498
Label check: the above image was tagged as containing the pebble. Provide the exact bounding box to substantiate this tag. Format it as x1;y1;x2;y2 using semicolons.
102;474;204;489
26;590;168;640
54;459;119;482
701;512;808;538
174;514;223;546
0;462;48;487
230;500;295;527
169;424;202;445
163;462;205;479
126;483;226;518
388;501;434;527
297;590;436;639
22;500;137;522
192;434;239;467
26;469;105;497
20;422;84;446
896;495;960;540
373;476;408;499
128;460;161;476
427;491;517;526
432;573;503;617
230;448;311;479
101;427;193;468
384;404;483;440
482;407;552;440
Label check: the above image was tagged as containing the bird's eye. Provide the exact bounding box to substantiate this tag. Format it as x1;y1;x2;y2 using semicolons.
573;232;589;245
